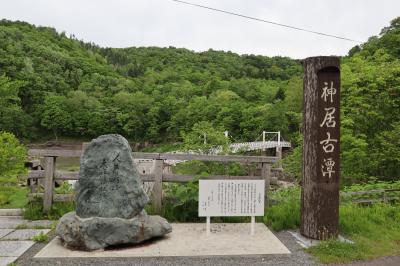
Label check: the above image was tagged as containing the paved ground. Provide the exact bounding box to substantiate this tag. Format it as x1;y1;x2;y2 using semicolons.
0;216;52;266
4;216;398;266
17;230;319;266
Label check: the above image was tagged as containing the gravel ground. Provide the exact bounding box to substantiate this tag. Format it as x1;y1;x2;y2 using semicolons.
16;230;319;266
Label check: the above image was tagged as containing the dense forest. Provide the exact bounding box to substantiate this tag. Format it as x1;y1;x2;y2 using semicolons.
0;19;302;143
0;18;399;183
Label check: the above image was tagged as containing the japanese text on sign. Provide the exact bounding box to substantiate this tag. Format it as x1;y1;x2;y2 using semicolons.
198;180;265;217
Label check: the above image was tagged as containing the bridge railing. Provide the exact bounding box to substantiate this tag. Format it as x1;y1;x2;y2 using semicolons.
27;149;278;214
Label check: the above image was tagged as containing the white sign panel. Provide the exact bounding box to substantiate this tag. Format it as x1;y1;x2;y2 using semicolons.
199;180;265;217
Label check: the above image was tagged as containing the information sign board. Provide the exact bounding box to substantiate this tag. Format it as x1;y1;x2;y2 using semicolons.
199;180;265;217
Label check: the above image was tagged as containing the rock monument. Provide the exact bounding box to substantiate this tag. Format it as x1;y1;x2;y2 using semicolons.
56;134;172;250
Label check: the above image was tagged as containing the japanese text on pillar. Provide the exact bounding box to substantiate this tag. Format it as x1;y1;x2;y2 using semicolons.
319;81;337;180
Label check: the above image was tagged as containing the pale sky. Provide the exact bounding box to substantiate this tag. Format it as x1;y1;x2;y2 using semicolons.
1;0;399;58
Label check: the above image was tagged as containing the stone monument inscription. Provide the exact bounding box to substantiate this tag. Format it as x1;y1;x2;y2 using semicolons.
75;135;148;219
56;134;172;250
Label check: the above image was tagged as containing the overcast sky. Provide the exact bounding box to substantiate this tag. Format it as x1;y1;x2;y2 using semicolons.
1;0;399;58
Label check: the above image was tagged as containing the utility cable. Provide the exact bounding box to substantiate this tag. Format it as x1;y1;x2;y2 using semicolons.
171;0;362;43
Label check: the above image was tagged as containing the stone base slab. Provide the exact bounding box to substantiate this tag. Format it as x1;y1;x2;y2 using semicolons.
35;223;290;258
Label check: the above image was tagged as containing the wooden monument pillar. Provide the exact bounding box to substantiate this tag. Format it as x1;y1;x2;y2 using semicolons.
301;56;340;240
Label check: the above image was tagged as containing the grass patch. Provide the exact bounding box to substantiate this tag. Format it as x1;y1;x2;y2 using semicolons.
54;182;74;194
308;240;368;263
31;232;48;242
55;157;80;171
0;186;28;208
257;185;400;263
23;199;75;220
308;203;400;263
15;223;28;229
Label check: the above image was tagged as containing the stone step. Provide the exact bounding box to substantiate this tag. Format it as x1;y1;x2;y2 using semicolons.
0;209;23;217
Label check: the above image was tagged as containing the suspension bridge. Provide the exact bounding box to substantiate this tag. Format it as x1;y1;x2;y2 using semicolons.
163;131;291;166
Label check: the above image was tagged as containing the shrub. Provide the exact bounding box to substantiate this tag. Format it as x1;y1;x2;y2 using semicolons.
0;194;9;206
0;131;27;183
263;186;301;231
158;178;201;222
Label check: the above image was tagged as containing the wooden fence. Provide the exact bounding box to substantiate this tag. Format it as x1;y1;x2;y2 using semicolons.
342;188;400;204
27;149;278;214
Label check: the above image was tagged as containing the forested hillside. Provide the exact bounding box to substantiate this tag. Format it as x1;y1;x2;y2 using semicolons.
0;18;399;183
0;19;302;143
339;18;400;182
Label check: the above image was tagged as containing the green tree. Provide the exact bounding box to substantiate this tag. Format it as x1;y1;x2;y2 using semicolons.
0;132;26;182
182;121;230;153
40;94;71;140
0;75;31;138
372;122;400;181
274;87;285;101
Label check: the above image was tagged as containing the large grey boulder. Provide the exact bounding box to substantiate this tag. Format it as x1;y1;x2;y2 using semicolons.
56;134;172;250
57;211;171;250
75;134;148;219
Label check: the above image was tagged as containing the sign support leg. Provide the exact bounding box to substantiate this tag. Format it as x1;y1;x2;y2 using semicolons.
206;216;211;235
250;216;255;236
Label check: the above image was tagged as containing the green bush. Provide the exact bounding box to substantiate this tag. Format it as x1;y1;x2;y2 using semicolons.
342;180;400;192
341;180;400;203
0;131;27;183
0;194;9;206
23;198;75;220
156;178;201;222
263;186;301;230
146;176;249;223
54;182;74;194
23;200;44;220
173;160;247;176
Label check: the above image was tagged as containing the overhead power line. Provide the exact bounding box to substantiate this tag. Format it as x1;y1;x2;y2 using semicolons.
171;0;362;43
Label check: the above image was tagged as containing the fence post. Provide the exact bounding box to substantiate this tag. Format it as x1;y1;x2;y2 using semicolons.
152;159;163;214
43;156;56;213
261;163;271;208
276;146;282;169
